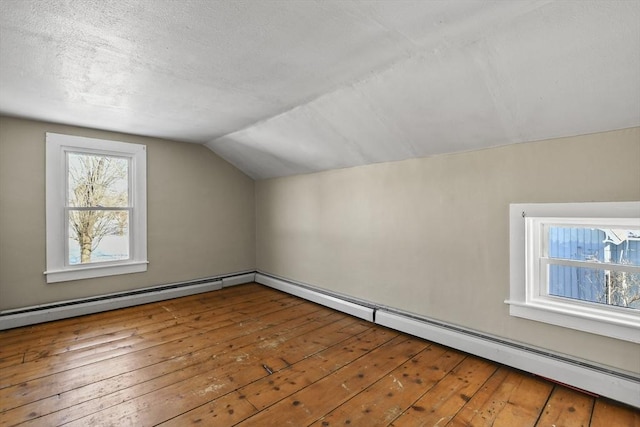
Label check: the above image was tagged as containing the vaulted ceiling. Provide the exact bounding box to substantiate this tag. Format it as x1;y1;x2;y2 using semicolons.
1;0;638;179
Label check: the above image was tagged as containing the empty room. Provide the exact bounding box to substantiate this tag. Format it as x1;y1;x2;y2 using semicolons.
0;0;639;425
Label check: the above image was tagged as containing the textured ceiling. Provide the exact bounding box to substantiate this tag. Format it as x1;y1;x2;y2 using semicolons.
1;0;639;179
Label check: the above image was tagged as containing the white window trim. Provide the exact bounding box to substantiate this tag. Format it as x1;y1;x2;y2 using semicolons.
507;201;640;343
45;133;148;283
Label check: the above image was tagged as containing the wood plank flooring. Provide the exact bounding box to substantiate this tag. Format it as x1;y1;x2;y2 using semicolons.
0;283;638;426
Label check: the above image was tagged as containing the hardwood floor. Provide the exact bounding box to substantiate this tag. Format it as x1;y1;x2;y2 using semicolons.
0;283;638;426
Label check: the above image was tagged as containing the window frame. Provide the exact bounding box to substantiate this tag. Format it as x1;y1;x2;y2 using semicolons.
507;202;640;343
45;133;148;283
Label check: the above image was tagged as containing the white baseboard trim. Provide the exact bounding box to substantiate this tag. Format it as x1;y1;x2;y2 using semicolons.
0;271;256;331
253;272;639;408
376;310;639;408
222;272;256;287
255;273;375;322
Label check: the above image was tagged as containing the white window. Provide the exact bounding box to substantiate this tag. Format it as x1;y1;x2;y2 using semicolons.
507;202;640;343
45;133;147;283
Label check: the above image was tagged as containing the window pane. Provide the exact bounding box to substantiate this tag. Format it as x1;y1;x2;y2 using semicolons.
68;210;129;264
67;153;128;207
549;265;640;310
548;227;640;266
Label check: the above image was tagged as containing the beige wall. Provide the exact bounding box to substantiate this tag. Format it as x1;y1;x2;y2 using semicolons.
2;115;638;373
0;116;255;310
256;127;640;373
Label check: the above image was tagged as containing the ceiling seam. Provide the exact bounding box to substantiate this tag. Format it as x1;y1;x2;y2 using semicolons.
205;0;556;148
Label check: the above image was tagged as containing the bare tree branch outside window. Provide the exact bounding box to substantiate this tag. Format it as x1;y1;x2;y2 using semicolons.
67;153;129;264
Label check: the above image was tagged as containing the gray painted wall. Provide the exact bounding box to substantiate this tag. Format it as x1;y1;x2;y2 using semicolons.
0;116;255;310
255;127;640;374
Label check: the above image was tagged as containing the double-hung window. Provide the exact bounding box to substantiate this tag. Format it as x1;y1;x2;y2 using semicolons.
45;133;147;283
508;202;640;343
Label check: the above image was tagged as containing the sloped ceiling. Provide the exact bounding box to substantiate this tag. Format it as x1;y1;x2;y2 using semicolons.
1;0;638;179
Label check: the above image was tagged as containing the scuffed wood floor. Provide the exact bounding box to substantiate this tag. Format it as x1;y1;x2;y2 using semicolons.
0;283;638;426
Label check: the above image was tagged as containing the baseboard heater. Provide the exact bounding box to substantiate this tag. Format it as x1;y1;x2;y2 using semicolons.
0;271;255;331
255;272;639;409
255;273;375;322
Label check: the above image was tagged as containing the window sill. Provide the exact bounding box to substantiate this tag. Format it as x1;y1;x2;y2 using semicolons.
44;261;148;283
505;298;640;343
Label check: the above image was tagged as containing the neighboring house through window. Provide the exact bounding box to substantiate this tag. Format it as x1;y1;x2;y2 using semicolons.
508;202;640;343
45;133;147;283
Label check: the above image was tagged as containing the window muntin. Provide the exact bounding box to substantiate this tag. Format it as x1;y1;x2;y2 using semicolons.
45;133;147;283
508;202;640;343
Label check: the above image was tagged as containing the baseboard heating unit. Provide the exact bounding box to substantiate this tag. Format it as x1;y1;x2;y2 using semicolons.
0;271;255;330
255;272;640;409
2;271;637;408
